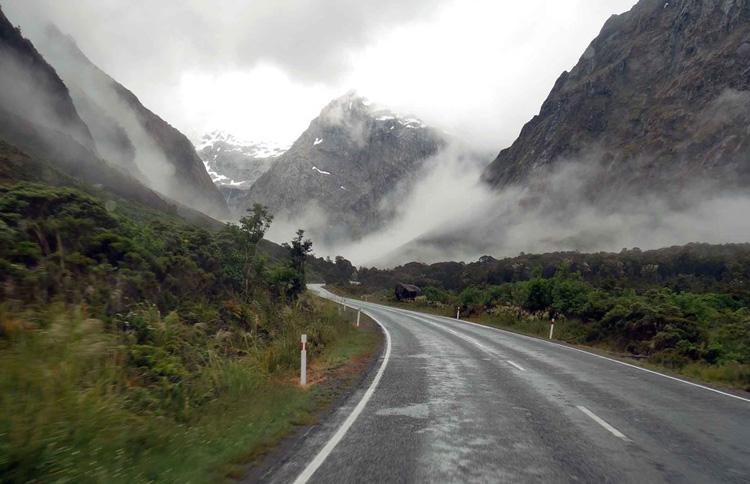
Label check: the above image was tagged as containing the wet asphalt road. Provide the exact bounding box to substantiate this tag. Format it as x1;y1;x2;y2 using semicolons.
264;286;750;483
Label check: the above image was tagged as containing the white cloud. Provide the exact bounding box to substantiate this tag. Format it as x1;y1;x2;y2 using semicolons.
174;65;340;143
4;0;637;146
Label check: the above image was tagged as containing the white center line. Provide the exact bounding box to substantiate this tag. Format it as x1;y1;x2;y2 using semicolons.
406;307;750;405
405;313;494;352
507;360;525;371
577;405;630;442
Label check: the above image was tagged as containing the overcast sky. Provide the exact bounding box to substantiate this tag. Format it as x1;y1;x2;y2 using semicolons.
4;0;636;150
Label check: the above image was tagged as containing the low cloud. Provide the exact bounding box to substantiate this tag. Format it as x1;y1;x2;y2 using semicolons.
368;155;750;267
267;141;750;268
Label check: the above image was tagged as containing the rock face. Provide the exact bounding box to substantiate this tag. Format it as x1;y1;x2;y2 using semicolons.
482;0;750;196
239;92;446;241
37;26;229;219
197;131;285;213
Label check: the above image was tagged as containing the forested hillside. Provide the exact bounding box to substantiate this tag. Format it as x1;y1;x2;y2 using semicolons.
0;181;378;481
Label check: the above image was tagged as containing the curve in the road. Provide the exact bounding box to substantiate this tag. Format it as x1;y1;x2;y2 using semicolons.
293;305;393;484
283;286;750;483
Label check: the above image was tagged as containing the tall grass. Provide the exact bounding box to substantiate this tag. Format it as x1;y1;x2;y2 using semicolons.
0;296;375;482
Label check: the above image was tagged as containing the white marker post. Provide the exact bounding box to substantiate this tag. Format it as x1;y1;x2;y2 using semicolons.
356;309;361;327
456;307;460;320
549;318;555;339
300;334;308;386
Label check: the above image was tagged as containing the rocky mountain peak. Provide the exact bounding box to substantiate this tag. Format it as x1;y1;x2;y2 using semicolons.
317;91;426;130
198;131;289;159
235;94;446;242
318;90;370;121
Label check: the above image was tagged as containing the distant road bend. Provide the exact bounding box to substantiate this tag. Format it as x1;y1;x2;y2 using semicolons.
264;285;750;483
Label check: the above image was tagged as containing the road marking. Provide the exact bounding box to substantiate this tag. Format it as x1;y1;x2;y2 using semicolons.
507;360;525;371
577;405;630;441
383;305;750;405
293;302;392;484
409;313;493;352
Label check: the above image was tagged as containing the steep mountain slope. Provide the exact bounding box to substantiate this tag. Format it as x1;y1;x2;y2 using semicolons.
37;26;228;219
370;0;750;266
239;92;446;242
197;131;285;212
0;7;228;228
0;8;93;152
0;8;167;210
482;0;750;195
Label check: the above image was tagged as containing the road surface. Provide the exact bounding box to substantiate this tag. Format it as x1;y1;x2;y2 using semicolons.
262;286;750;483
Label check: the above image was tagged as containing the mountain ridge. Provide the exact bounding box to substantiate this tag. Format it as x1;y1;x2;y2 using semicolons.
0;7;229;226
38;25;229;219
482;0;750;194
0;7;94;152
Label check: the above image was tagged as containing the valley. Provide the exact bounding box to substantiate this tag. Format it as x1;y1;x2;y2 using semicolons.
0;0;749;482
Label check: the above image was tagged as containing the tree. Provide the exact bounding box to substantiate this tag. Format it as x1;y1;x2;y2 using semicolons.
238;204;273;256
281;229;313;300
239;203;273;295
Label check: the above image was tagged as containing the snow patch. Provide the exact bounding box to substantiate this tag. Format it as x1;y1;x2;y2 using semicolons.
373;111;425;129
197;130;290;158
202;160;250;187
314;137;324;146
312;166;332;176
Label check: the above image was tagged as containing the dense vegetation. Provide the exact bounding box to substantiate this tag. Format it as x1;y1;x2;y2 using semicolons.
346;245;750;389
357;245;750;296
0;183;376;482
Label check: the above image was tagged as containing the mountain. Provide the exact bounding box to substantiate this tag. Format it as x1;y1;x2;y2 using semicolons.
482;0;750;195
197;131;285;212
369;0;750;267
198;131;286;189
238;92;446;242
0;7;161;208
36;25;229;219
0;8;93;152
0;7;227;227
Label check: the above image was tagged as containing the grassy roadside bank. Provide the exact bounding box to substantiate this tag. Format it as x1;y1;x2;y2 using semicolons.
327;286;750;393
0;182;386;482
0;295;382;483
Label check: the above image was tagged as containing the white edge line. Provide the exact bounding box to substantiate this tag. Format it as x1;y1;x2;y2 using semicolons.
370;302;750;405
507;360;525;371
577;405;630;441
293;298;392;484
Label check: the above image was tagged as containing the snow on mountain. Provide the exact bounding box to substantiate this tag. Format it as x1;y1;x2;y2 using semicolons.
198;131;288;159
195;131;290;214
197;131;288;190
